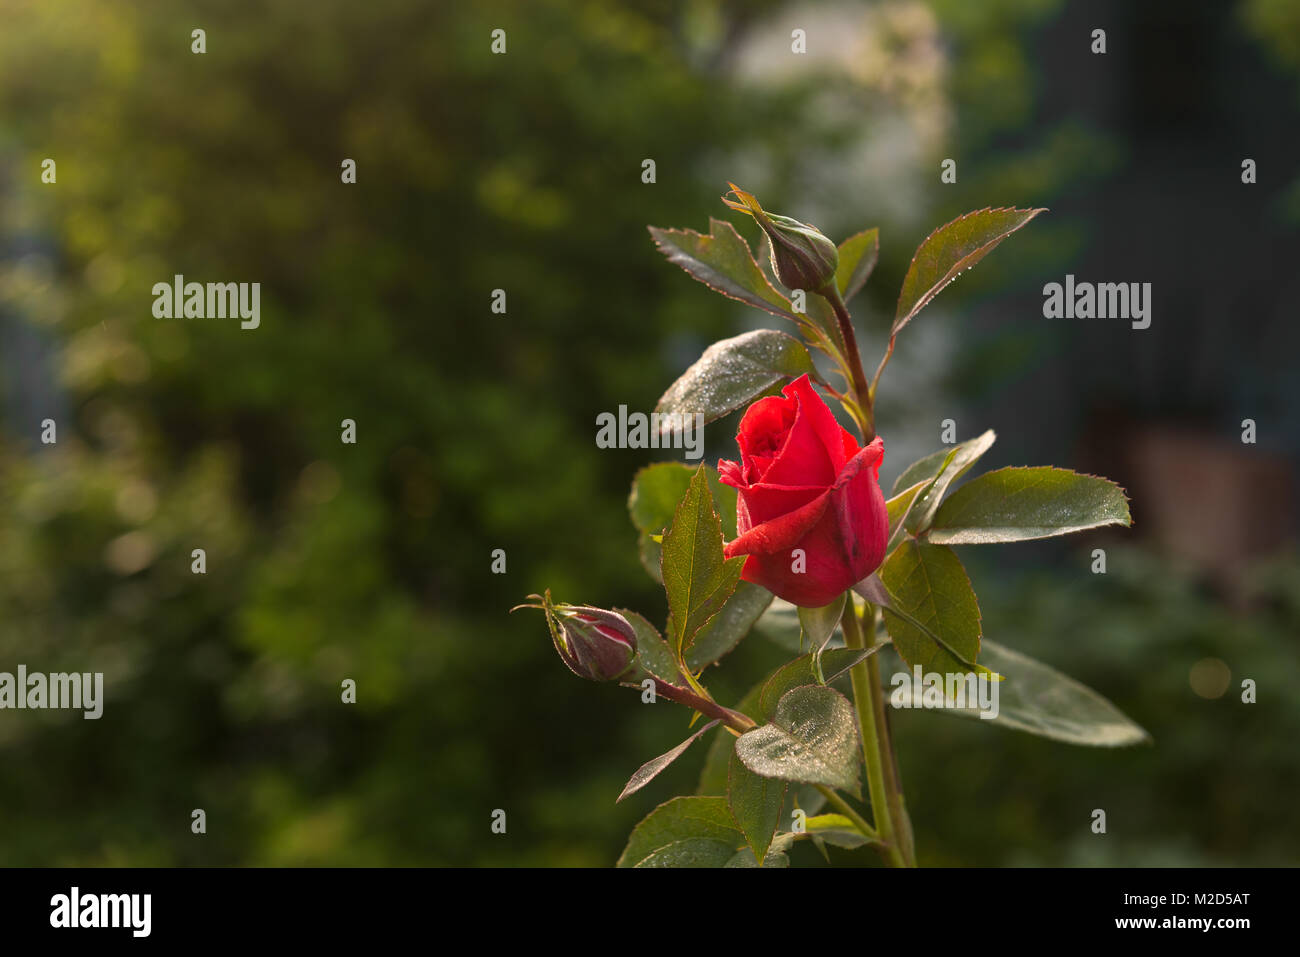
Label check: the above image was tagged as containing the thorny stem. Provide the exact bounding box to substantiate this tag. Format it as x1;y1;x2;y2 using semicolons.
821;283;875;440
646;677;757;734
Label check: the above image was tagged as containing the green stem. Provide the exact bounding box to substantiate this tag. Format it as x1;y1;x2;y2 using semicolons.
841;600;908;867
816;283;914;865
813;785;879;843
866;618;916;866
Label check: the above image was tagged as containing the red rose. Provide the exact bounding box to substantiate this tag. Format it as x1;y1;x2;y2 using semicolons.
717;375;888;607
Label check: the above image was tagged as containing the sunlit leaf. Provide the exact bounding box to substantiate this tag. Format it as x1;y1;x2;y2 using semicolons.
928;467;1131;544
894;207;1045;334
649;218;801;322
661;466;745;659
629;462;737;583
617;795;743;868
878;540;983;674
890;641;1151;747
687;581;773;672
836;228;879;302
618;720;721;803
656;329;818;429
902;430;997;534
735;685;862;793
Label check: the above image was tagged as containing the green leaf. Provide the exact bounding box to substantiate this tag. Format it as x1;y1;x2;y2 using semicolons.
696;645;869;799
655;329;818;428
727;750;787;863
725;843;792;867
757;648;874;720
888;641;1150;746
697;680;763;796
887;480;926;539
835;228;879;302
636;535;663;584
878;540;983;674
753;597;847;653
753;599;808;652
630;463;738;538
802;294;849;358
638;839;740;868
617;795;743;868
903;430;997;535
735;686;862;792
928;467;1132;545
893;450;951;496
649;218;801;323
629;462;737;583
661;466;746;659
686;581;773;673
805;813;875;850
894;207;1045;334
820;648;875;685
618;608;679;683
755;674;812;738
789;784;829;820
798;592;848;680
798;593;846;654
618;720;721;802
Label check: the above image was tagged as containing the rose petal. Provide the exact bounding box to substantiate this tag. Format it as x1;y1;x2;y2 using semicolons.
758;376;841;487
724;488;831;559
717;458;745;488
736;394;795;484
724;438;887;606
734;483;828;528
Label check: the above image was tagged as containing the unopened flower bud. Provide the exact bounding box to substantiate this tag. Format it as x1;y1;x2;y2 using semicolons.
722;183;839;293
539;595;638;682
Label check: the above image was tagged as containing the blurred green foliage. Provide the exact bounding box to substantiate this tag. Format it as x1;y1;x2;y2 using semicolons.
0;0;1295;866
899;545;1300;867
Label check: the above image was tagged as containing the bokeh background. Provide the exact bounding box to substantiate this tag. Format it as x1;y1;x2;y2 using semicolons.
2;0;1298;866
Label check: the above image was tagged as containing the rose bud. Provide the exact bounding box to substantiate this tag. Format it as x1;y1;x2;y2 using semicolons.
717;374;888;607
545;601;638;682
722;183;839;294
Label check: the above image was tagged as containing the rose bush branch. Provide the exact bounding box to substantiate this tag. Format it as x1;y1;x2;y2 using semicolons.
520;185;1144;869
639;677;756;734
804;239;915;864
821;284;876;439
